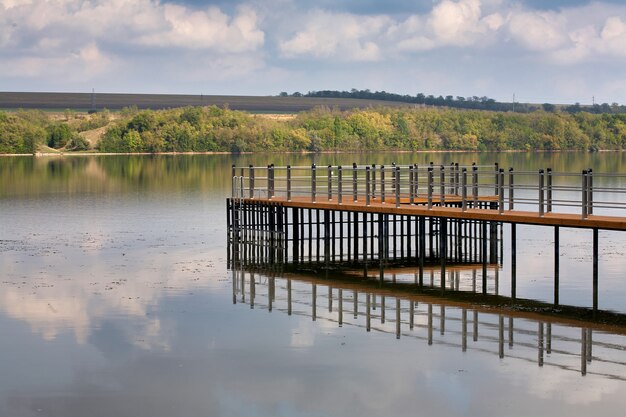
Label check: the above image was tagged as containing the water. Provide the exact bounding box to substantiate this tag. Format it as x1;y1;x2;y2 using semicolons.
0;153;625;417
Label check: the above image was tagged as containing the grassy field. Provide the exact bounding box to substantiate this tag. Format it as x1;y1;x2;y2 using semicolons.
0;92;416;112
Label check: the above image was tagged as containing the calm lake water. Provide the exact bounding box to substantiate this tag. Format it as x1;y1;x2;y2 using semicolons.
1;152;625;417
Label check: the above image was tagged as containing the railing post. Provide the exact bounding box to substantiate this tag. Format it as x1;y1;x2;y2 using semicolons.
547;168;553;212
498;169;504;214
267;165;271;198
455;163;460;195
231;164;236;197
449;163;455;195
395;166;400;208
249;165;255;199
462;168;467;212
353;163;358;202
582;170;588;219
366;166;371;206
380;165;386;204
286;165;292;201
472;164;478;205
588;168;593;215
312;164;317;203
508;168;514;210
414;164;419;198
439;165;446;205
495;162;499;195
270;164;275;198
409;165;415;205
538;169;545;217
328;165;332;201
371;164;376;198
428;166;433;209
338;166;343;205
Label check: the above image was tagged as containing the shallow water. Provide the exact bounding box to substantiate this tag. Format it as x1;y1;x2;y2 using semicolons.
0;153;625;417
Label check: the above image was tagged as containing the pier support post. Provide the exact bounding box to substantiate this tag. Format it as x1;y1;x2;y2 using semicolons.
554;226;560;305
419;216;425;286
593;228;598;315
440;217;447;294
482;221;488;294
511;223;516;299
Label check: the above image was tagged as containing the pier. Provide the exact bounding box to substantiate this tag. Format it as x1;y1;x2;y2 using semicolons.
227;163;626;313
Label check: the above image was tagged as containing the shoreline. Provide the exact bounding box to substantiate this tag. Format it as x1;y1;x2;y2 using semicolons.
1;149;622;157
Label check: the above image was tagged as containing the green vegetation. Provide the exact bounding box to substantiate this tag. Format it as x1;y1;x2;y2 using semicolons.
298;89;626;115
1;106;626;154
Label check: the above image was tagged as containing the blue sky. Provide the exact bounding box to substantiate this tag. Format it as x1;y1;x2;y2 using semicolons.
1;0;626;104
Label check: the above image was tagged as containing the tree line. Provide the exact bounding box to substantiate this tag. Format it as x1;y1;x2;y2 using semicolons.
280;89;626;115
1;105;625;154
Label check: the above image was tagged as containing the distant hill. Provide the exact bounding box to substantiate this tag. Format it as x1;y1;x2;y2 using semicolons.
0;92;414;112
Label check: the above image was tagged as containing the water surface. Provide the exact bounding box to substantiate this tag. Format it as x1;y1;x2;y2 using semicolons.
1;153;625;417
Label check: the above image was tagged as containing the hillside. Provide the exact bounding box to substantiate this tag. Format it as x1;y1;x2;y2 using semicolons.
0;92;414;112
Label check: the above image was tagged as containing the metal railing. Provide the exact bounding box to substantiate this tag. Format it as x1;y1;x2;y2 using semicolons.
231;163;626;219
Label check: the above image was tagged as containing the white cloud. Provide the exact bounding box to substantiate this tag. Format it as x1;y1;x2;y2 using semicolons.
279;11;389;61
508;11;567;51
429;0;502;46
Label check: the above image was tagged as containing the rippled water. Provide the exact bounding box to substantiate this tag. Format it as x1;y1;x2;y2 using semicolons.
0;153;625;417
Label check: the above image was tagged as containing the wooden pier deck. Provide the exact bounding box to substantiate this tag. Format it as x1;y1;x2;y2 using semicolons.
243;195;626;231
227;163;626;314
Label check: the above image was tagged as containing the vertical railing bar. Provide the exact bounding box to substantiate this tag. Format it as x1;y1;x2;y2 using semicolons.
312;164;317;203
372;164;376;198
381;165;386;204
539;169;545;217
366;166;371;206
462;168;467;212
588;168;593;215
498;169;504;214
338;166;343;205
409;165;415;205
286;165;292;201
547;168;552;212
328;165;332;201
353;163;358;202
472;164;478;205
395;166;400;208
428;167;433;209
249;165;255;198
495;162;499;196
508;168;514;211
440;165;445;206
582;170;588;219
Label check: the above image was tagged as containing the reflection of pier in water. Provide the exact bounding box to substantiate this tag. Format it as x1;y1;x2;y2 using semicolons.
230;267;626;379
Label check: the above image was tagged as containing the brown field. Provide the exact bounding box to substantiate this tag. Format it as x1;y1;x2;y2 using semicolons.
0;92;418;112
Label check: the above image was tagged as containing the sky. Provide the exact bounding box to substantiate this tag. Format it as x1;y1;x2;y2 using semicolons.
1;0;626;104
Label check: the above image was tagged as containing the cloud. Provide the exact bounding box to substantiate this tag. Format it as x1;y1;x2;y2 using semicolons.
0;0;265;80
279;11;389;61
508;10;568;51
428;0;504;46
